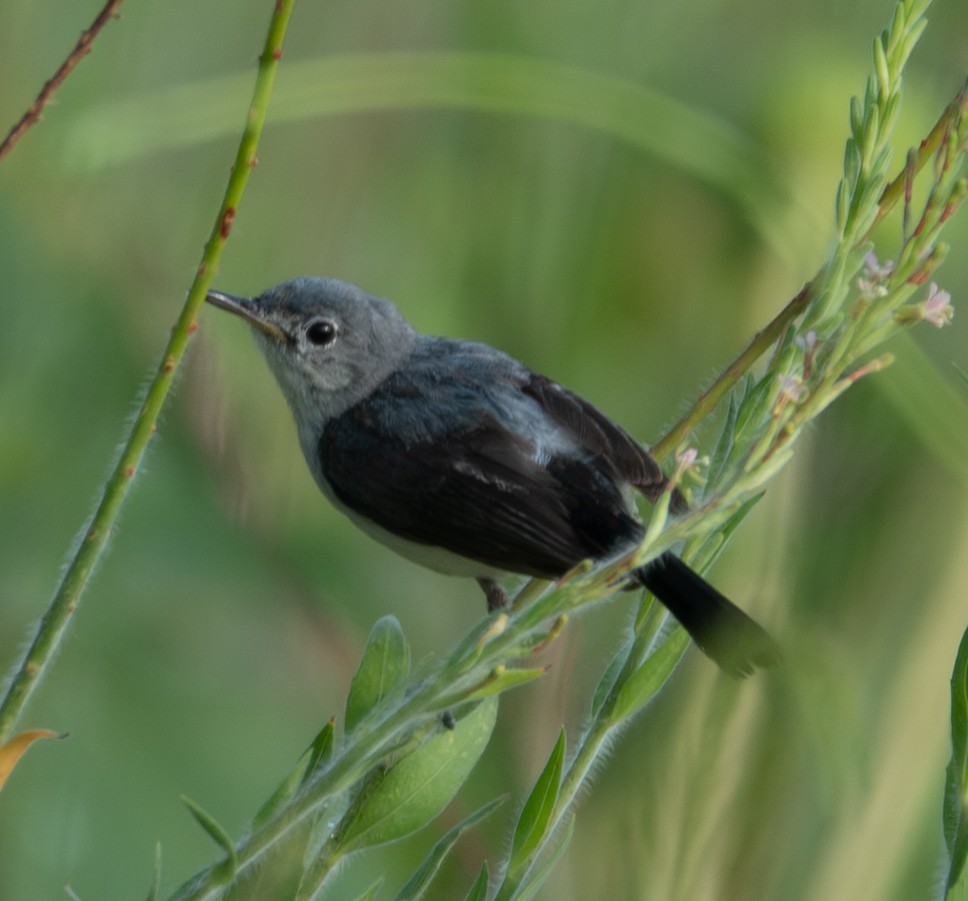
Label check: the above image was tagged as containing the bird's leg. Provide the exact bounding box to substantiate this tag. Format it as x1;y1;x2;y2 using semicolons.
477;577;510;612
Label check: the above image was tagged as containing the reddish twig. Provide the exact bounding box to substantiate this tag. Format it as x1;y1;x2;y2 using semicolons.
0;0;125;164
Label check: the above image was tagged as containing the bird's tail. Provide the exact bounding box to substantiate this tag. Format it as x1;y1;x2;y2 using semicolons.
636;553;781;677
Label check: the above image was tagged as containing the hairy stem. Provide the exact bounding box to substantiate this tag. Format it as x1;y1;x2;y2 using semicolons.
0;0;297;744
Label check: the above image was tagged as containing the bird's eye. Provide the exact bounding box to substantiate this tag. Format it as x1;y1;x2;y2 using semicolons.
305;320;338;347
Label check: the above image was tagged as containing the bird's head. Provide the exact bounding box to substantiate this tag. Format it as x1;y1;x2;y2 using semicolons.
206;276;418;432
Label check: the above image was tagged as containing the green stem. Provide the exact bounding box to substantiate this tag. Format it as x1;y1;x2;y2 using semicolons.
0;0;297;744
651;281;812;460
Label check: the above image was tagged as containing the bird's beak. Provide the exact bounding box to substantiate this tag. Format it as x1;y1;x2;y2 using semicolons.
205;290;287;342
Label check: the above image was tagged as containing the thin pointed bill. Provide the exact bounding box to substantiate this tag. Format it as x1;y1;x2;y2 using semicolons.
205;290;287;342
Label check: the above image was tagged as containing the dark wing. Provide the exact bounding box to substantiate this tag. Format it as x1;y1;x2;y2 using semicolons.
521;375;668;501
317;353;644;578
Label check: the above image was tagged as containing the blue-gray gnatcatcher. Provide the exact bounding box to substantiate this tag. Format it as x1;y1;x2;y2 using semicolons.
206;277;780;676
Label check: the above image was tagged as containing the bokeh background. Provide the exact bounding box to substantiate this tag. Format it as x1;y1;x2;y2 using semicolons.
1;0;966;898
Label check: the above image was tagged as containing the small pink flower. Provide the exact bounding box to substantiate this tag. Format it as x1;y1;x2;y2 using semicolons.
858;251;894;298
669;446;701;495
776;375;807;404
676;447;698;468
864;251;895;279
794;330;818;352
923;282;954;327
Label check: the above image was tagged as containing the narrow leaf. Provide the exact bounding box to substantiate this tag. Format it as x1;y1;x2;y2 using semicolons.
948;864;968;900
508;730;566;878
610;628;689;724
463;863;490;901
302;795;348;870
350;877;385;901
181;795;237;882
851;93;867;138
294;795;353;900
507;814;575;901
715;492;764;546
0;729;66;791
943;623;968;890
346;616;411;732
394;796;505;901
732;372;776;445
590;646;627;717
253;718;337;827
338;697;498;854
708;389;740;487
446;616;504;669
304;717;338;780
145;842;162;901
462;666;547;703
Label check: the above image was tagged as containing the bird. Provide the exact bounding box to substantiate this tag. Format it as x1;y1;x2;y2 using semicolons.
205;276;780;676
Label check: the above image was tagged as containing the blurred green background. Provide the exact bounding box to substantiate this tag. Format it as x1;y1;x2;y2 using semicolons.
1;0;966;898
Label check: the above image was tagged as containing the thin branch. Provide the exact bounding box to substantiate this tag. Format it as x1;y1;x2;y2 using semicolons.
0;0;297;744
651;282;812;460
0;0;126;164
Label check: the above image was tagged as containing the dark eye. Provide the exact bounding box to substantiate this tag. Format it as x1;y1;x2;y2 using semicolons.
305;319;338;347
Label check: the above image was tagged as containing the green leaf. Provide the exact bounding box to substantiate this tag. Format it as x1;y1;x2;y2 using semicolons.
302;795;346;868
254;718;337;828
835;178;850;234
346;616;411;732
445;618;497;668
943;623;968;892
145;842;162;901
338;697;498;853
181;795;237;883
715;492;764;546
461;666;547;703
849;94;864;139
351;877;385;901
463;863;490;901
590;645;628;717
394;796;504;901
708;388;740;488
732;372;776;446
507;814;575;901
948;868;968;901
304;717;338;780
610;628;689;724
508;730;566;878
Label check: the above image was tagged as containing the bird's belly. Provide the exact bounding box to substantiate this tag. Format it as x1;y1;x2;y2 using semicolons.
343;508;507;578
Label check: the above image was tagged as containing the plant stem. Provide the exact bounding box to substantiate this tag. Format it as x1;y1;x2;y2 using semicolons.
651;282;812;461
0;0;127;164
0;0;297;744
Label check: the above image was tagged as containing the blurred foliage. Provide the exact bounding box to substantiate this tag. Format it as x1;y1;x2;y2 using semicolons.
0;0;966;899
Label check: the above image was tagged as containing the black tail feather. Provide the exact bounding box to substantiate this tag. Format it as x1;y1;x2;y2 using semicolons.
637;553;781;677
